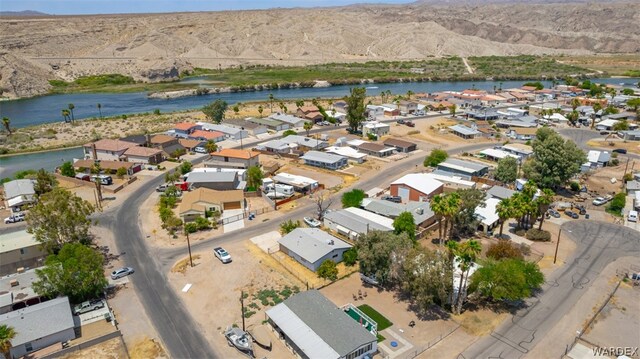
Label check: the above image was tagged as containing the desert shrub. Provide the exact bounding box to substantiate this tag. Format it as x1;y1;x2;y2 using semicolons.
607;192;626;214
184;222;198;233
526;228;551;242
317;260;338;280
569;181;580;192
343;248;358;266
487;240;524;260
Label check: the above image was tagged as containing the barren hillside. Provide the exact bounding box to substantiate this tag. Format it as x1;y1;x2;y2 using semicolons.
0;1;638;98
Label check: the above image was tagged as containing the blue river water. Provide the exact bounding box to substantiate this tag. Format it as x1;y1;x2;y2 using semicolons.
0;77;637;179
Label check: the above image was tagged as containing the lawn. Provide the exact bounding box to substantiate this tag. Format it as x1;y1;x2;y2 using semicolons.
357;304;393;331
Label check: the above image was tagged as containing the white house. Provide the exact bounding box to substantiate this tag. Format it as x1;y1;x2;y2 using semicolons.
582;150;611;172
278;228;352;271
475;197;501;234
3;179;36;212
362;121;390;137
324;146;367;163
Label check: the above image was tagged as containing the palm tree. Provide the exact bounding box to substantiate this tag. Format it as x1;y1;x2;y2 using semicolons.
91;162;103;203
496;198;513;238
380;91;386;104
97;103;103;119
444;193;461;241
278;101;286;113
268;93;275;113
406;90;414;100
432;192;461;243
303;122;313;137
257;105;264;118
536;188;555;230
295;100;304;109
68;103;75;123
0;324;17;358
431;195;446;241
570;98;580;111
204;140;217;153
447;240;481;315
2;117;11;135
62;109;70;123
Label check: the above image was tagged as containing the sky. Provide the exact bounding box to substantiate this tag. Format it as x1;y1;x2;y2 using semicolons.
1;0;414;15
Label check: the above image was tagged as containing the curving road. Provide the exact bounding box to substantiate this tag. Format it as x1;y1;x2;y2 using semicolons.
460;221;640;359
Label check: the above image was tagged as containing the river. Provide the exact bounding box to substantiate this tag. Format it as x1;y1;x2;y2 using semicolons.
0;147;84;179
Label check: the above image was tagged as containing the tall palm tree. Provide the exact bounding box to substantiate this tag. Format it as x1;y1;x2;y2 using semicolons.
406;90;414;100
257;105;263;118
536;188;555;230
447;240;481;315
62;109;70;123
570;98;580;111
0;324;17;358
268;93;274;113
68;103;75;123
496;198;513;238
380;91;386;104
97;103;102;119
444;193;461;241
295;100;304;109
2;117;11;135
431;195;446;241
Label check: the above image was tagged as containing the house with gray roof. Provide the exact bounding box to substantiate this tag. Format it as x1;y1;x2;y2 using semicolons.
266;290;377;359
324;207;394;240
361;199;436;228
246;117;289;131
185;171;245;191
437;158;489;179
196;122;249;140
278;228;352;271
269;113;308;128
257;135;328;154
0;296;76;358
3;179;36;212
223;118;268;136
487;185;516;200
301;151;348;170
449;124;480;139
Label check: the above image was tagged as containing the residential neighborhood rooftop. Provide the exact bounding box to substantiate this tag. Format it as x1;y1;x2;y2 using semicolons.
301;151;345;164
211;148;260;159
83;138;138;152
278;228;351;264
3;179;35;199
391;173;444;195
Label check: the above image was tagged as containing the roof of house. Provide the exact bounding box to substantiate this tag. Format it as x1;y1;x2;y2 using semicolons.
120;134;148;145
174;122;199;131
279;228;351;264
223;118;264;130
73;159;135;170
502;143;534;155
190;130;225;140
301;151;345;164
324;146;367;160
248;117;285;127
269;113;307;125
487;186;516;200
475;198;501;227
363;121;390;129
480;148;520;160
179;188;243;214
83;139;139;152
197;122;244;135
596;119;620;128
150;134;177;144
272;173;318;187
423;172;476;188
449;124;480;136
510;127;538;136
358;142;393;153
304;111;323;120
0;268;39;306
361;199;434;225
438;158;489;174
391;173;444;196
186;171;238;184
627;180;640;191
324;207;394;233
210;148;260;159
0;230;39;255
3;179;35;200
179;138;204;149
124;146;163;157
266;290;376;358
383;138;416;148
0;296;74;347
587;150;611;163
260;135;327;151
298;105;320;114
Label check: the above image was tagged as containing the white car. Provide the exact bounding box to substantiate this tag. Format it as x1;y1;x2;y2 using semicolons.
4;213;25;224
628;210;638;223
303;217;321;228
111;267;134;280
592;197;607;206
214;247;232;263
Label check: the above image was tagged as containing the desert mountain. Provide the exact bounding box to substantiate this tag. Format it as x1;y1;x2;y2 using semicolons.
0;1;638;98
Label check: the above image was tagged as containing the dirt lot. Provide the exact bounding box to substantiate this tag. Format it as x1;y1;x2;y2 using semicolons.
166;239;304;359
59;337;129;359
583;159;635;196
588;139;640;155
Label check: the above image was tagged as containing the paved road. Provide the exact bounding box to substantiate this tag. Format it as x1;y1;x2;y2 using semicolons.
460;220;640;359
559;128;640;160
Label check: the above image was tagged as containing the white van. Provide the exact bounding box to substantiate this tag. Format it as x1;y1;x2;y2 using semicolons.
628;210;638;222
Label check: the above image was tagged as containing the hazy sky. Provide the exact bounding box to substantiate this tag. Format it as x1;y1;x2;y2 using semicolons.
2;0;414;15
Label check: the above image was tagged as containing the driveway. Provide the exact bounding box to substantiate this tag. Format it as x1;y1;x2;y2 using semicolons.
460;221;640;359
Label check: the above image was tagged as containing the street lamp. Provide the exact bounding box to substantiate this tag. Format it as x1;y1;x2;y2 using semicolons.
185;228;194;267
554;228;572;264
240;127;245;149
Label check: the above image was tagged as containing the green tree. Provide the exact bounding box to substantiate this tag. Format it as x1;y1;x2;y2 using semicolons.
62;109;70;123
171;148;186;159
431;191;461;243
345;87;366;132
448;104;457;117
522;127;586;188
603;105;619;115
566;110;579;126
204;140;218;153
295;100;305;109
0;324;17;358
179;161;192;175
33;169;58;197
60;161;76;177
356;231;414;285
246;166;264;190
33;243;108;303
1;117;11;135
535;188;555;230
627;98;640;112
607;192;626;214
165;171;180;184
232;105;240;116
447;239;482;314
469;259;544;301
202;99;228;124
523;81;544;90
398;246;452;311
612;120;630;131
97;103;102;119
279;219;300;235
194;216;211;230
496;198;514;238
494;156;518;183
341;189;365;208
451;189;485;239
116;167;128;179
486;240;524;260
570;98;580;111
268;93;275;112
393;211;416;241
303;121;313;137
622;88;634;96
26;187;95;254
406;90;414;100
343;247;358;266
257;105;264;118
423;149;448;167
68;103;75;123
282;129;297;137
317;259;338;280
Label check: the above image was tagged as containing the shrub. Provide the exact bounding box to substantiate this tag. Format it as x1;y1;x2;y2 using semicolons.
487;240;524;260
623;173;633;182
343;248;358;266
569;181;580;192
607;192;626;214
526;228;551;242
317;260;338;280
424;149;448;167
279;219;300;235
184;222;198;233
611;158;619;166
194;216;211;231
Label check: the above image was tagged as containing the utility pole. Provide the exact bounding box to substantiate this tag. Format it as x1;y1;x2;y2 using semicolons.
185;229;193;267
554;228;571;264
621;157;631;189
240;290;246;331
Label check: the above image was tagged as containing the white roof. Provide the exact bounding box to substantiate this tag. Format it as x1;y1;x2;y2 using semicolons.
422;173;476;188
278;228;351;264
346;139;366;147
548;113;568;122
480;148;520;160
587;150;610;163
272;172;318;187
597;119;619;127
391;173;444;196
502;143;534;155
449;124;480;136
325;146;367;160
3;179;35;200
0;297;74;347
474;197;501;226
269;113;307;125
343;207;394;230
363;121;390;129
0;230;40;255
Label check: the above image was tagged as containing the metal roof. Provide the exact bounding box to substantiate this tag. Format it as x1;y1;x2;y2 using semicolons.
391;173;444;196
449;124;480;136
3;179;35;200
278;228;351;264
438;158;488;174
361;199;434;224
266;290;376;358
186;171;237;183
487;186;516;200
324;208;393;234
301;151;345;164
0;230;39;255
0;296;74;347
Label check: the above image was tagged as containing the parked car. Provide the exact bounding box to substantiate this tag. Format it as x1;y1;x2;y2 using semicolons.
156;184;170;192
111;267;134;280
564;210;579;219
381;195;402;203
73;299;105;315
592;197;608;206
193;147;207;154
599;131;609;135
405;121;415;127
303;217;321;228
396;119;405;124
612;148;627;154
628;210;638;222
548;209;561;218
4;213;25;224
360;273;380;287
575;205;587;215
214;247;232;263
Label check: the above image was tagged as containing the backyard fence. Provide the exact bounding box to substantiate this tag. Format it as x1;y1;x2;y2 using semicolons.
216;207;272;225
